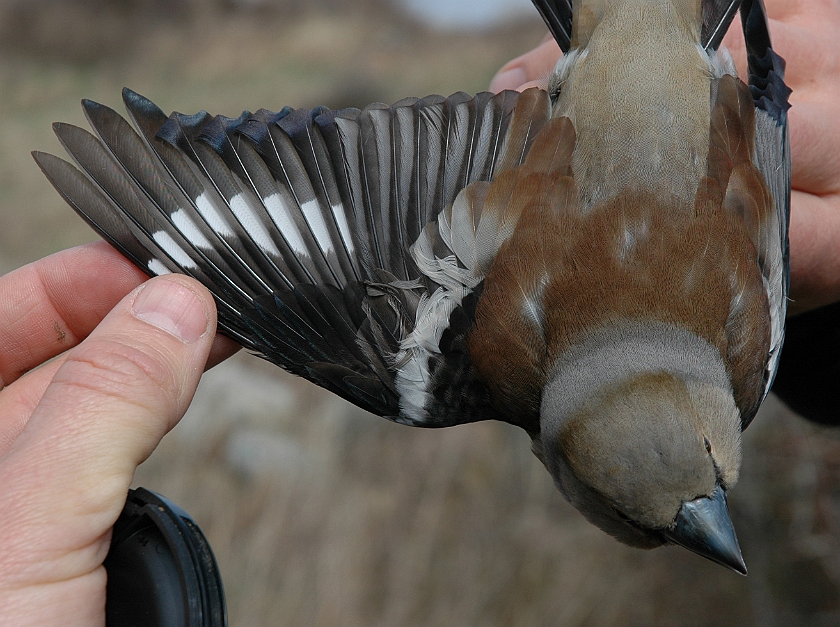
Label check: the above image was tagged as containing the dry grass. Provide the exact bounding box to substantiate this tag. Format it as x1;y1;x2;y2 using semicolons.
2;2;840;625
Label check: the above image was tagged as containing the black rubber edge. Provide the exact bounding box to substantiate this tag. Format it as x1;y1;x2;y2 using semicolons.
104;487;227;627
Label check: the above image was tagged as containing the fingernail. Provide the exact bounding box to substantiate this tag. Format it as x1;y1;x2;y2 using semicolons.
132;279;208;343
489;66;527;93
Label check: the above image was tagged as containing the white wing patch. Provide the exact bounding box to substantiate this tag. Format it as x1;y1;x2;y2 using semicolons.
332;202;355;256
300;198;334;256
152;230;197;270
147;258;172;276
229;192;281;256
170;208;213;251
263;191;308;255
194;192;234;238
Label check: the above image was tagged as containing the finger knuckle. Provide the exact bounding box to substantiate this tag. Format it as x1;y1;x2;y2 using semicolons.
57;339;178;410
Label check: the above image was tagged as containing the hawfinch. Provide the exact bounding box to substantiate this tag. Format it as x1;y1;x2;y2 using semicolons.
34;0;790;574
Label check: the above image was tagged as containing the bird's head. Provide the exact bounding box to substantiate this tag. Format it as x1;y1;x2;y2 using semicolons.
538;359;746;573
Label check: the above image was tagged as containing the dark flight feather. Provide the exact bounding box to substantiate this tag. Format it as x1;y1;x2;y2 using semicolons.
530;0;573;52
36;88;552;427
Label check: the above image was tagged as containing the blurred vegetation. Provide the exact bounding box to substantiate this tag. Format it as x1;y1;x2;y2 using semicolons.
2;2;840;625
0;0;393;62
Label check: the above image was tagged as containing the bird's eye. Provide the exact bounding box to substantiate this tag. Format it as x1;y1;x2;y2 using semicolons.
704;437;712;454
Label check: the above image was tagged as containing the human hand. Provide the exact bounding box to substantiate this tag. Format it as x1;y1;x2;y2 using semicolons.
490;1;840;315
0;241;236;626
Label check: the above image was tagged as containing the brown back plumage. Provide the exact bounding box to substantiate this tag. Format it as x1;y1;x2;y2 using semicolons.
468;74;772;426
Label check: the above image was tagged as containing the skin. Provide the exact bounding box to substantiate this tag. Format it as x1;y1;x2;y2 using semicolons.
0;2;836;624
490;0;840;316
0;242;238;626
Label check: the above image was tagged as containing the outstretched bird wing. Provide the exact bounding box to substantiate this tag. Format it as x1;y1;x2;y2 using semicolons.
34;86;557;431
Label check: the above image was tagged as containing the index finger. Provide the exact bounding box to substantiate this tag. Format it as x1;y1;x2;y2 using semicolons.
0;241;148;389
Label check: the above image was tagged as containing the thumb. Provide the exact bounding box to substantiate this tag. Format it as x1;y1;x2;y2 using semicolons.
0;274;216;624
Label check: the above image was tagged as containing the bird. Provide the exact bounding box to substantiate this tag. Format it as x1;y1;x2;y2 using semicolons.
33;0;790;574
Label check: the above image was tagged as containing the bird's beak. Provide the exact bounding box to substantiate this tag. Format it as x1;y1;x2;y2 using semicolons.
663;485;747;575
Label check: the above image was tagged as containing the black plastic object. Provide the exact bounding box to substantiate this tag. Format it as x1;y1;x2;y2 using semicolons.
104;487;227;627
773;301;840;425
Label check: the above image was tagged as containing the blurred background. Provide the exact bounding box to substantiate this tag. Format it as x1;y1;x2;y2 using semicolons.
2;1;840;625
